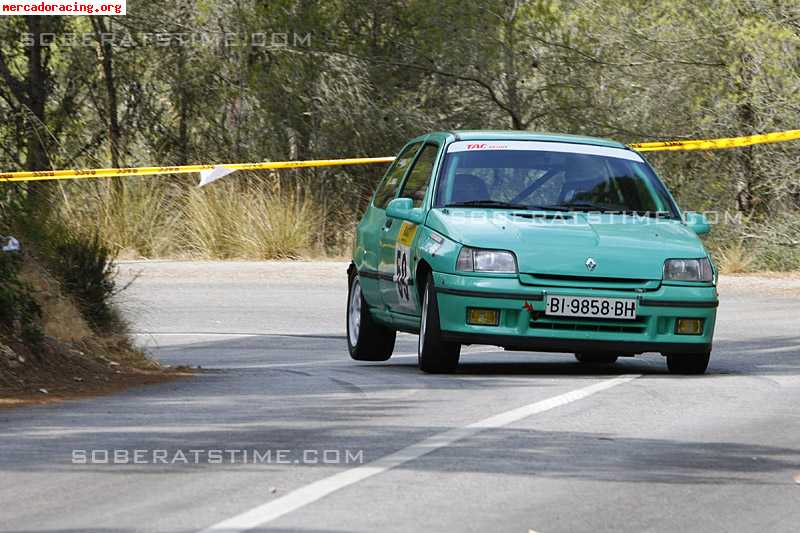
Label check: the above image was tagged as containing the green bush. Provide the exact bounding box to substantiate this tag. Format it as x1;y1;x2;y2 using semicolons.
46;233;120;335
7;201;124;337
0;252;43;345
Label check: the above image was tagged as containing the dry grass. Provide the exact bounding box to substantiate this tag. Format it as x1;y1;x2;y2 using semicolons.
181;181;318;259
58;179;181;258
53;179;800;270
715;241;756;274
57;178;327;259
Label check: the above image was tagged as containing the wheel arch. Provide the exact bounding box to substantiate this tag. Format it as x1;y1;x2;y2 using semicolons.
416;259;433;303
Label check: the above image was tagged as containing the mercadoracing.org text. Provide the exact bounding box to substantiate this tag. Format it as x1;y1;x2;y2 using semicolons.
1;1;126;16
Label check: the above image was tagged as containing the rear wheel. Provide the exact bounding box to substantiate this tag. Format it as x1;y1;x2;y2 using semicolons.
418;277;460;373
574;353;619;364
347;275;395;361
666;352;710;375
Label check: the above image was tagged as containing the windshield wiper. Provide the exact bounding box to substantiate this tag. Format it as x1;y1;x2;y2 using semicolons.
618;209;674;219
445;200;530;209
527;205;570;212
553;202;618;213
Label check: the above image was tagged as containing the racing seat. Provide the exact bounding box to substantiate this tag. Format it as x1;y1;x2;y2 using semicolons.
450;174;490;204
562;178;607;204
560;156;610;204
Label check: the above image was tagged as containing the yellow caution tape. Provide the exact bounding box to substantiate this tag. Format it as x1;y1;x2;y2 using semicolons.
0;157;396;183
629;129;800;152
1;129;799;183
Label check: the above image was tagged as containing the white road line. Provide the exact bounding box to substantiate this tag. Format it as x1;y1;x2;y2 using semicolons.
197;348;508;369
131;332;340;338
756;345;800;354
157;346;506;370
199;374;640;532
213;354;417;369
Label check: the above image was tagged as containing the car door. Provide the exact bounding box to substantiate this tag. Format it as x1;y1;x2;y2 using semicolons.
379;142;440;315
358;142;422;306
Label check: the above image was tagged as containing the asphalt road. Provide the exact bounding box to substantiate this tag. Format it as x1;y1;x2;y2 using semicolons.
1;261;799;533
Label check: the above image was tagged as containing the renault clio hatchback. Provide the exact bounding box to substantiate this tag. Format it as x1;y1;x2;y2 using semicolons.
347;132;717;374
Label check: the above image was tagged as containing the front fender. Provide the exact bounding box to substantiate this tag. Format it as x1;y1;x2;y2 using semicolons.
416;226;460;274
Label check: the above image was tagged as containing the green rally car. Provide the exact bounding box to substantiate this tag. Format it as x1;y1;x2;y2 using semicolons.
347;131;718;374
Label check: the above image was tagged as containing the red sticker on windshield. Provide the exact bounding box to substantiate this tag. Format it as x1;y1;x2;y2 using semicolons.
466;143;509;150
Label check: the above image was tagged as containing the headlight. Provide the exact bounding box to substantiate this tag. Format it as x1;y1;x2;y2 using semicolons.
456;247;517;273
663;258;713;282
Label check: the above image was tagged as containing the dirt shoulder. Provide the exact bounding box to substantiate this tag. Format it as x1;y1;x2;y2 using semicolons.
718;273;800;297
1;252;192;409
0;335;191;408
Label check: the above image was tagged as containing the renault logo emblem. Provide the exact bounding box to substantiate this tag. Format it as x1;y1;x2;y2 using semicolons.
585;257;597;272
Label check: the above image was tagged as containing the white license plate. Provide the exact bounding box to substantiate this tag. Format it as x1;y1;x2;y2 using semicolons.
546;295;637;320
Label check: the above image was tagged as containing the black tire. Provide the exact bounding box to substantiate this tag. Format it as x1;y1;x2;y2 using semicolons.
347;274;395;361
418;276;460;373
666;352;710;375
575;353;619;364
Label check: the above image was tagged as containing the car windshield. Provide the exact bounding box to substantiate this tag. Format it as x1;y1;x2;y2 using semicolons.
434;141;678;218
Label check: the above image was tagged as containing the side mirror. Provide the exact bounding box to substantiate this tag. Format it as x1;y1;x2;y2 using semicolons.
386;197;425;224
684;212;710;235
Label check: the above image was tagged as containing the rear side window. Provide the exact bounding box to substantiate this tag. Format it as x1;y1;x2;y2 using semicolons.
399;143;439;207
374;142;421;209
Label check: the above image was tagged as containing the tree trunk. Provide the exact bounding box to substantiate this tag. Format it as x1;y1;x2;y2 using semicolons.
502;0;524;130
175;0;193;165
92;17;122;169
25;18;50;172
176;46;189;165
24;17;53;210
91;17;125;199
735;51;757;215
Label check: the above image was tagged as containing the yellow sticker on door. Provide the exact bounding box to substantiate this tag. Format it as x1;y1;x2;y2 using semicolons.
397;222;418;247
395;222;418;306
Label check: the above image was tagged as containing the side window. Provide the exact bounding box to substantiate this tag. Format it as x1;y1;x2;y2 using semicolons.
374;142;422;209
399;143;439;207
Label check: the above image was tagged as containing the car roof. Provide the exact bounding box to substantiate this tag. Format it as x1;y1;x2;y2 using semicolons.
419;130;628;149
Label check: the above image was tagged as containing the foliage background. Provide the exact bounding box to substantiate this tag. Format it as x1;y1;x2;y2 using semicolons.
0;0;798;269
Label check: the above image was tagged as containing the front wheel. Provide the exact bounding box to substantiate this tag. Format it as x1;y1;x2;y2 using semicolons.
418;277;460;373
347;275;395;361
666;353;710;375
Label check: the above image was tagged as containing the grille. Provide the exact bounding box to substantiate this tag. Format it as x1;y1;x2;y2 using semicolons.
519;273;659;291
529;315;648;335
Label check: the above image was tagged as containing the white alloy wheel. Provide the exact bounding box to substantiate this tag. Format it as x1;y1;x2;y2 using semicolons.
348;278;362;347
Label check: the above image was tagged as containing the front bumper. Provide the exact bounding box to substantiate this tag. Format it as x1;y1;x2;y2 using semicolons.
434;271;717;355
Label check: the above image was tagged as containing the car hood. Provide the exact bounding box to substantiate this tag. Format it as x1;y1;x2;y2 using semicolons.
426;209;706;280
